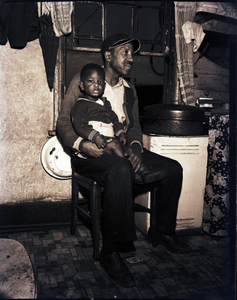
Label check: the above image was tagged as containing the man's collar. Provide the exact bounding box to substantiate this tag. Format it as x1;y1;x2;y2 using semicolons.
105;76;130;88
121;77;130;88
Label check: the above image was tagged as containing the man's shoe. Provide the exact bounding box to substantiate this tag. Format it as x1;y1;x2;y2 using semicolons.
148;229;192;253
99;248;136;287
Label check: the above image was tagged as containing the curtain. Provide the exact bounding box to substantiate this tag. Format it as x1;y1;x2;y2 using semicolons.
174;2;197;105
203;115;230;236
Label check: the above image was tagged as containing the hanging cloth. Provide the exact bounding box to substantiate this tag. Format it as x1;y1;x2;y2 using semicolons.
174;2;197;105
50;2;74;37
0;1;38;49
203;115;230;236
38;4;59;91
182;21;205;52
38;2;73;37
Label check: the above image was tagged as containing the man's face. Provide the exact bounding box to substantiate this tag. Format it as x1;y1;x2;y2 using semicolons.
108;42;134;77
80;70;105;100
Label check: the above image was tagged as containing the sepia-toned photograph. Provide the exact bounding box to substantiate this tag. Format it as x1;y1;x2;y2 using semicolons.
0;1;236;299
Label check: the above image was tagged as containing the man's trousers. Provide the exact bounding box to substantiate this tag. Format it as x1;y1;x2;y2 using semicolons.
71;148;183;244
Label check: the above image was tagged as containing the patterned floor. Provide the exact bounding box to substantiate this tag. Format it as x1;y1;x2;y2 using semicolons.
0;224;235;299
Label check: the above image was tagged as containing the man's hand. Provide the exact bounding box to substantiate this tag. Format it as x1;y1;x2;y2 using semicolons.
124;143;142;172
79;140;105;158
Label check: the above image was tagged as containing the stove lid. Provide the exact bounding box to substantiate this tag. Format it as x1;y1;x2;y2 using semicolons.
143;104;204;121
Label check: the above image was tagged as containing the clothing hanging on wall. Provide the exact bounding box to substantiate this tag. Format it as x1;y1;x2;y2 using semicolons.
37;2;73;91
0;1;38;49
174;2;197;105
37;2;73;37
182;21;205;52
38;11;59;91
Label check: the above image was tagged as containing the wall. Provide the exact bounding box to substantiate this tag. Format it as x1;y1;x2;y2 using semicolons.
0;39;71;205
66;51;164;88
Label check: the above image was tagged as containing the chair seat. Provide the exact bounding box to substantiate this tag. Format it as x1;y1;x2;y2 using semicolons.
74;172;103;191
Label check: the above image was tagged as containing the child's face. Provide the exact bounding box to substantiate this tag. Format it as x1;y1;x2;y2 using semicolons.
81;70;105;100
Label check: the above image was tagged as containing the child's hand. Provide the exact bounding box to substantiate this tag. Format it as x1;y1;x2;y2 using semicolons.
94;134;107;149
118;133;126;145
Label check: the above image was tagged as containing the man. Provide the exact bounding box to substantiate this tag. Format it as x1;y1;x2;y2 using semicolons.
57;33;191;287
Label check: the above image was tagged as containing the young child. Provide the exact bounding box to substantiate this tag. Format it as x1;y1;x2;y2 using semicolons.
71;63;166;183
71;63;126;158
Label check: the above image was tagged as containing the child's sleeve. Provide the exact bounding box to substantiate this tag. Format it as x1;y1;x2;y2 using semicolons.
71;101;98;141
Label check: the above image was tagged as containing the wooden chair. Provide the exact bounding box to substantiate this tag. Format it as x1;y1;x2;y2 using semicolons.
70;164;157;261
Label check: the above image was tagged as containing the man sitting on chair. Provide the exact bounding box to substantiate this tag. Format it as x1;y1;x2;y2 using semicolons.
57;33;191;288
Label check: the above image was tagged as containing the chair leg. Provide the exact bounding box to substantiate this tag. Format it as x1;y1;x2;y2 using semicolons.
90;183;101;261
150;187;157;247
70;172;78;235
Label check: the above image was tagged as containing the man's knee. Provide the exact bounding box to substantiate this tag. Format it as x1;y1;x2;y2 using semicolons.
169;159;183;179
174;160;183;173
109;158;134;180
107;138;122;150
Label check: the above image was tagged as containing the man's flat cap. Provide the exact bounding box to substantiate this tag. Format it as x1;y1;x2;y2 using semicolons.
101;33;141;57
